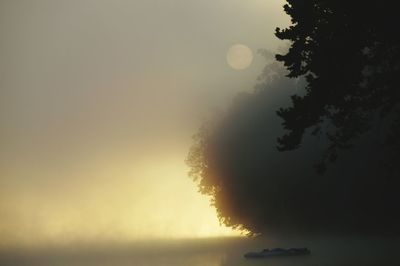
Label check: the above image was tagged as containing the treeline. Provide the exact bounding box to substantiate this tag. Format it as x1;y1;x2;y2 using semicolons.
187;1;400;235
187;61;399;235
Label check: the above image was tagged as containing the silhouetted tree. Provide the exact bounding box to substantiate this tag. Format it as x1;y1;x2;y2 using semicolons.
187;59;382;235
187;60;400;234
275;1;400;174
187;46;400;236
187;2;400;235
187;60;313;234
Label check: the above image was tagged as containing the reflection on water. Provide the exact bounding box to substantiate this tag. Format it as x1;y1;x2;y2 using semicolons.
0;236;398;266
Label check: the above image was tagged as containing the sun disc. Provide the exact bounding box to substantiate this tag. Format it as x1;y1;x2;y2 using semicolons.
226;44;253;70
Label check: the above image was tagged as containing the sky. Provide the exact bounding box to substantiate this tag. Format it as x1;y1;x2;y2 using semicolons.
0;0;289;247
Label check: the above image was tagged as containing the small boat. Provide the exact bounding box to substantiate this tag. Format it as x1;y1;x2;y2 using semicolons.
244;247;310;258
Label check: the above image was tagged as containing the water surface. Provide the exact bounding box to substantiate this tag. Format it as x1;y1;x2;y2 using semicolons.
0;236;398;266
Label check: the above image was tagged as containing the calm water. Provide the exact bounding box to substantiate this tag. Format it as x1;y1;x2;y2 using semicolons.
0;236;398;266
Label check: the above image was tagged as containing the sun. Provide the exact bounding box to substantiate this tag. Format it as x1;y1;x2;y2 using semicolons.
226;44;253;70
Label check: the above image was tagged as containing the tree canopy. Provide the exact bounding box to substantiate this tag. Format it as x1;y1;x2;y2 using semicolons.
275;0;400;174
186;1;400;235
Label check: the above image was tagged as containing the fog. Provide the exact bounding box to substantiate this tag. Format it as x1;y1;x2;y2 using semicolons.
0;0;290;246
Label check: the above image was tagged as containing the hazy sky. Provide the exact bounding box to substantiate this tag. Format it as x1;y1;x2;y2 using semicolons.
0;0;288;247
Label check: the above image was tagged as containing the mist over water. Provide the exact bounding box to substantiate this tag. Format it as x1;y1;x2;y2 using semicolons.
1;236;398;266
1;2;399;266
0;0;288;245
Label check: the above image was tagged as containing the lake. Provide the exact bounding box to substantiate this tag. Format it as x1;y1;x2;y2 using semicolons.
0;235;398;266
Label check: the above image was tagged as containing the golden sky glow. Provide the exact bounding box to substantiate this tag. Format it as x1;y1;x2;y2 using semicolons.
0;153;239;247
0;0;288;247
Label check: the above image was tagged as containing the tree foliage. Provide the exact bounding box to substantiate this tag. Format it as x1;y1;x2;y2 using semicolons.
186;2;400;235
187;62;312;234
187;60;400;235
275;0;400;173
